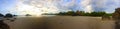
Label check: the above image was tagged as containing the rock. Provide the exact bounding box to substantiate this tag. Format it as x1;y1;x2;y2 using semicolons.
0;13;4;17
112;8;120;29
112;8;120;20
4;13;13;18
26;14;32;16
102;15;111;20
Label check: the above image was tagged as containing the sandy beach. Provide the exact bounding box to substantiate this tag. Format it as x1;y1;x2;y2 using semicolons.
3;16;115;29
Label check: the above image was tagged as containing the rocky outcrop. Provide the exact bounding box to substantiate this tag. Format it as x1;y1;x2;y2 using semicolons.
112;8;120;20
0;13;4;17
112;8;120;29
102;15;111;20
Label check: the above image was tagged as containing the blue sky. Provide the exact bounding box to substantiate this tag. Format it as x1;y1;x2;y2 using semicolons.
0;0;16;14
0;0;119;15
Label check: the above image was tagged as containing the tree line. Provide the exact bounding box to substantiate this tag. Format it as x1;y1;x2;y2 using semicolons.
57;10;112;16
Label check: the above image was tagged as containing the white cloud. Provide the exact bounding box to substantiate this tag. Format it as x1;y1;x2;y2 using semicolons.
13;0;120;15
80;0;120;13
80;0;93;12
15;0;61;15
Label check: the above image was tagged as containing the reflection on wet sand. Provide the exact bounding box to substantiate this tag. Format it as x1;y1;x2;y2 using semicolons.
4;16;115;29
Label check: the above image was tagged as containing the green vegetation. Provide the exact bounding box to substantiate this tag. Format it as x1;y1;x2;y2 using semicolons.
58;11;76;16
57;10;112;16
89;12;106;16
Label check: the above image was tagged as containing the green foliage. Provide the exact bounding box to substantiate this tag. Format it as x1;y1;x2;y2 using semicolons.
66;11;75;15
83;13;90;16
58;12;67;15
90;12;106;16
58;11;75;16
75;11;85;16
57;11;112;16
104;13;112;16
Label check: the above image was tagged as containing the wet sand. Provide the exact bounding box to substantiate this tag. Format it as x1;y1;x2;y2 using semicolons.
3;16;115;29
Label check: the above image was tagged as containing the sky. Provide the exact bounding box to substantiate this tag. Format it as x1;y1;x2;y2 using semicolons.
0;0;120;15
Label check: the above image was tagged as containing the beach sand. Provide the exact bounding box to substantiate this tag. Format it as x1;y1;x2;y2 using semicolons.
3;16;115;29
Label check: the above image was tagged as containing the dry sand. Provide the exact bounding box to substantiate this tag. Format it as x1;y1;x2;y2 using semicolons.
3;16;115;29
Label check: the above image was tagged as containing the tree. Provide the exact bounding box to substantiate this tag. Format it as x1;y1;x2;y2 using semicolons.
80;11;85;16
57;10;107;16
75;10;81;16
97;12;106;16
66;11;75;16
90;11;106;16
58;12;66;15
84;13;90;16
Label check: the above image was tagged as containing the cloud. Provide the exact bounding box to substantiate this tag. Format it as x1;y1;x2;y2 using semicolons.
15;0;61;15
14;0;120;15
91;0;107;12
92;0;120;12
16;0;81;14
80;0;93;12
53;0;93;12
80;0;120;13
55;0;81;11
